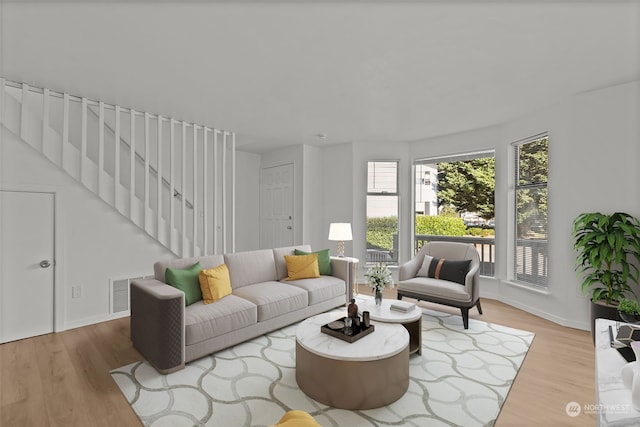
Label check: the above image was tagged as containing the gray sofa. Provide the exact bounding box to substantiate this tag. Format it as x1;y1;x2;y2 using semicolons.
130;245;352;373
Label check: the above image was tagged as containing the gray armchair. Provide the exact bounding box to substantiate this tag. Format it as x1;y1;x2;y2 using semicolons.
397;241;482;329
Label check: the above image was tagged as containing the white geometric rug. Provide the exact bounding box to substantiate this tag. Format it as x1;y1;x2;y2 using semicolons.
111;308;534;427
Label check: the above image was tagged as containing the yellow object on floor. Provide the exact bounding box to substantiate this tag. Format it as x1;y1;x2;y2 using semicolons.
271;410;322;427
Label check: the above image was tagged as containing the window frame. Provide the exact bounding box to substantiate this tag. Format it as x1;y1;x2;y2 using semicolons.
412;150;496;277
511;133;549;288
366;160;400;265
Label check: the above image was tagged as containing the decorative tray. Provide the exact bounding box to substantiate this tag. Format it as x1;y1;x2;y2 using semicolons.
320;317;374;343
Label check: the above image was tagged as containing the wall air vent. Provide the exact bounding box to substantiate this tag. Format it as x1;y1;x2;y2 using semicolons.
110;275;152;315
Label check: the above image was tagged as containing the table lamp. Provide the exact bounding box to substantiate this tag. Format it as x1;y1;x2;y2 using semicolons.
328;223;352;257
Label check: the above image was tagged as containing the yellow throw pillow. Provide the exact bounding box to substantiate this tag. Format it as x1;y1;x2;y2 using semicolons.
198;264;232;304
271;410;322;427
284;253;320;281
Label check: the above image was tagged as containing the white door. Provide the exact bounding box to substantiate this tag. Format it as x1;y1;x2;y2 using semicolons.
0;191;55;343
260;163;294;249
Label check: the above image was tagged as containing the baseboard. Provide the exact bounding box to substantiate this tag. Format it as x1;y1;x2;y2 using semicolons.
63;311;129;331
479;277;590;331
494;294;589;331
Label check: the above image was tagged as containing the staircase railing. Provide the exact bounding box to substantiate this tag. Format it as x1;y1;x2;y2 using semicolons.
84;104;194;210
0;77;235;257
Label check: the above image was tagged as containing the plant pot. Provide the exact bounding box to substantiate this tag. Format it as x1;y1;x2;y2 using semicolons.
619;311;640;325
590;300;622;344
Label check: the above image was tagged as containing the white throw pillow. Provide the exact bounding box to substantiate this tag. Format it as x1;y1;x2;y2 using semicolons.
417;255;434;277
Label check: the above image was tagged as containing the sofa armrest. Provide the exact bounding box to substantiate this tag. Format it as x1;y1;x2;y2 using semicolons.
130;278;185;373
329;256;349;282
399;255;423;281
329;257;353;300
464;261;480;300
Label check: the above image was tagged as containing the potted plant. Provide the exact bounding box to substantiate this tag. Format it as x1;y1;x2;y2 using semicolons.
364;263;394;306
618;297;640;324
572;212;640;339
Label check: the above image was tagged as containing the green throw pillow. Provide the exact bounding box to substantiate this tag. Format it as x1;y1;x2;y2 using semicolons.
165;262;203;306
295;249;332;275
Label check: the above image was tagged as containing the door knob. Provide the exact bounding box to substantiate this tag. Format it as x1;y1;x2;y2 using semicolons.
287;226;292;230
40;260;51;268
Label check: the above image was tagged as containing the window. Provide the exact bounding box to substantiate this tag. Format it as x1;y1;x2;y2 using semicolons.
413;151;495;277
366;161;399;265
513;134;549;287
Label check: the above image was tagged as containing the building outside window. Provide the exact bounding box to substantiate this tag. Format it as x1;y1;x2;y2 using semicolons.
366;161;399;265
413;151;495;277
415;165;438;216
513;134;549;288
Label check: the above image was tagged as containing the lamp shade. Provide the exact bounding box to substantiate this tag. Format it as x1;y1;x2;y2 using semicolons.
328;223;352;241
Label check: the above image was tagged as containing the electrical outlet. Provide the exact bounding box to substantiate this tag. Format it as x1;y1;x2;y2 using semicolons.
72;286;81;299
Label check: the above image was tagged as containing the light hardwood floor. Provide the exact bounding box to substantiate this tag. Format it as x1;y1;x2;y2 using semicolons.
1;292;597;427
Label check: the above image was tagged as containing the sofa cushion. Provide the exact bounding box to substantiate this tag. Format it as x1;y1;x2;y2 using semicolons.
184;294;258;346
284;254;320;280
397;277;471;303
417;255;471;285
273;245;312;280
283;275;346;305
233;281;309;322
224;249;278;288
165;262;203;306
295;248;332;275
199;264;233;304
155;254;225;283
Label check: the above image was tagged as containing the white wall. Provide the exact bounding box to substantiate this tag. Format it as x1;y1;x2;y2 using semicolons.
0;128;175;330
302;144;325;250
309;141;410;281
321;143;354;257
235;150;260;251
300;81;639;330
0;124;261;330
410;80;640;330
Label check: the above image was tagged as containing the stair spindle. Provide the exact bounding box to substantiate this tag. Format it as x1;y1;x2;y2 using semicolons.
81;97;88;186
203;128;209;255
98;101;105;199
157;115;163;242
144;112;150;233
42;88;50;160
62;93;70;173
181;121;187;257
129;109;136;222
114;106;121;213
170;119;175;253
193;125;198;256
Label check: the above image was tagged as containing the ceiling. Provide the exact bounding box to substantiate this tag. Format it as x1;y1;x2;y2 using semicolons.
2;1;639;153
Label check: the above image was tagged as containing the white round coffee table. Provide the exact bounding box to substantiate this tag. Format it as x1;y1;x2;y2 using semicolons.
356;295;423;355
295;311;409;410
